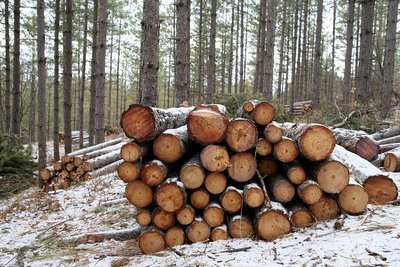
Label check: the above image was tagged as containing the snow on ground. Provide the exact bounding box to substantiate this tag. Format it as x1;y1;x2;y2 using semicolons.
0;170;400;266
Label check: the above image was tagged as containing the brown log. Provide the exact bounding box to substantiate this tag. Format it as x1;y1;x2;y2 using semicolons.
86;150;121;170
81;161;91;172
378;135;400;145
228;215;254;238
69;171;79;181
67;137;124;157
203;202;225;227
236;100;258;115
264;121;283;144
297;179;323;205
73;156;83;167
282;160;306;185
237;101;275;126
117;161;142;183
243;183;265;208
310;157;350;194
227;152;257;182
86;159;124;179
332;145;398;204
371;126;400;141
141;160;168;187
255;202;291;241
204;172;227;195
338;177;369;215
225;118;258;152
372;146;400;167
120;104;193;141
190;188;210;209
61;155;73;164
83;142;125;160
135;209;152;227
186;217;211;243
59;169;69;179
120;142;149;162
220;186;243;214
281;123;335;161
152;208;176;231
331;127;379;161
125;180;153;208
153;125;189;163
155;178;186;212
179;155;205;189
268;174;295;203
53;161;63;171
186;105;229;145
138;227;166;254
384;150;400;172
200;145;230;172
76;165;85;176
273;137;299;163
165;226;185;247
257;157;279;178
379;143;400;153
255;138;273;156
39;168;53;181
211;225;229;241
309;195;339;221
287;203;315;228
176;205;195;226
65;163;75;172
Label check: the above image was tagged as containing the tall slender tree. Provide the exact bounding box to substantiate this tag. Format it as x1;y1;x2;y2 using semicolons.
277;1;288;102
299;0;309;101
263;0;276;101
95;0;108;144
12;0;21;135
290;1;299;111
139;0;160;106
343;0;355;106
227;0;235;95
4;0;11;132
312;0;323;110
381;0;399;118
89;0;99;146
197;0;204;103
238;0;245;93
29;56;36;142
207;0;217;103
253;0;267;94
37;0;46;176
115;19;122;121
53;0;60;161
107;18;114;126
330;0;337;103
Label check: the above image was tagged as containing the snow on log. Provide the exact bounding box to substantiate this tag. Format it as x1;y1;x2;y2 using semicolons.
378;135;400;145
120;142;149;162
255;202;291;241
236;100;275;126
371;126;400;141
384;150;400;172
67;137;124;157
287;203;315;228
86;149;121;170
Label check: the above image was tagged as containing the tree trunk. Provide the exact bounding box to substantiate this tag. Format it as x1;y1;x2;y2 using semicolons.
356;0;375;105
206;0;217;103
299;0;309;102
263;0;276;101
115;19;122;122
197;0;204;102
330;0;337;103
153;125;189;163
175;0;190;106
276;1;287;101
378;135;400;145
86;149;121;170
255;202;291;241
289;1;299;111
179;154;205;189
52;0;61;160
204;172;227;195
236;100;275;126
253;0;267;94
225;118;258;152
12;0;21;135
380;0;399;118
141;159;168;187
227;0;235;95
371;126;400;140
343;0;356;105
107;20;114;127
4;0;11;132
120;104;193;142
29;57;36;143
140;0;160;106
312;0;323;110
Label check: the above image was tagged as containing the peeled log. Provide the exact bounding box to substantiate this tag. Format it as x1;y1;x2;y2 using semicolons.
203;202;225;227
264;121;283;144
117;161;142;183
331;128;379;161
200;145;230;172
125;180;153;208
83;142;126;160
138;228;166;254
256;138;273;156
120;142;149;162
87;150;121;170
155;178;186;212
190;189;210;209
282;160;306;185
309;195;339;221
384;151;400;172
332;145;398;204
255;202;291;241
227;152;257;182
237;101;275;126
225;118;258;152
338;177;369;215
176;205;195;226
66;137;124;157
378;135;400;145
268;174;295;203
243;183;265;208
152;208;176;231
379;143;400;153
297;179;323;205
120;104;193;142
153;125;189;163
258;157;279;178
273;137;299;163
371;126;400;141
186;105;229;145
87;159;124;179
135;209;152;227
204;172;227;195
179;155;205;189
165;227;185;247
211;225;229;241
141;160;168;187
220;186;243;214
228;215;254;238
186;217;211;243
287;203;315;228
282;123;335;161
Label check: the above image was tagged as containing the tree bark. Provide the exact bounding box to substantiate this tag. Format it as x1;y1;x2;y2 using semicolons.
378;135;400;145
153;125;189;163
229;215;254;238
12;0;21;135
52;0;61;160
206;0;217;103
371;126;400;141
343;0;355;106
89;0;99;146
263;0;276;101
253;0;267;94
4;0;11;132
227;0;235;95
312;0;323;109
179;154;205;189
255;202;291;241
384;150;400;172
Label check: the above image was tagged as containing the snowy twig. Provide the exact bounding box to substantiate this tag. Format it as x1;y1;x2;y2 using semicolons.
256;170;272;209
365;248;387;261
35;218;73;240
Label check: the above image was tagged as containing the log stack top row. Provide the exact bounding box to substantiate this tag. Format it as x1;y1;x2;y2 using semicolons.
118;100;398;254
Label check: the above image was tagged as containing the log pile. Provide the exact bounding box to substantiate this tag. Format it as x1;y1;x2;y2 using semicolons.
118;102;398;255
39;138;126;191
284;100;314;116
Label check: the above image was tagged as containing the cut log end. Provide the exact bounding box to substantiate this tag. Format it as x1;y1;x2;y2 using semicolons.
298;180;323;205
256;138;273;156
190;189;210;209
251;102;275;126
290;209;315;228
299;125;335;161
220;187;243;214
155;182;186;212
242;101;255;112
39;168;52;181
211;226;229;241
286;165;306;185
316;161;349;194
203;203;225;227
225;119;258;152
186;219;211;243
141;160;167;187
125;181;153;208
229;216;254;238
244;185;265;208
180;165;205;190
309;195;339;221
117;162;141;183
355;137;380;162
270;177;295;204
204;172;227;195
258;157;279;178
228;152;257;183
153;134;184;163
363;175;398;205
264;122;283;144
274;137;299;163
120;143;142;162
256;209;291;241
384;153;400;172
152;208;176;231
120;105;155;141
338;184;369;215
165;227;185;247
176;205;195;226
200;145;230;172
135;209;152;227
138;229;166;254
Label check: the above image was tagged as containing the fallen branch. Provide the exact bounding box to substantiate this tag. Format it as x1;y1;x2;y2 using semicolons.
61;227;141;245
332;110;361;129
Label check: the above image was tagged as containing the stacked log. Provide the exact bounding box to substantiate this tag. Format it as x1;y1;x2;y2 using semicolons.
116;101;395;255
284;100;314;116
39;138;126;191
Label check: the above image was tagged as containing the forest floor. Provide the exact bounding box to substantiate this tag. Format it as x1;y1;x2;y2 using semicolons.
1;138;400;266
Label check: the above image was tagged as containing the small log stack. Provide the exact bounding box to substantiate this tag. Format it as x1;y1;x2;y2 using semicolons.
117;101;398;255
